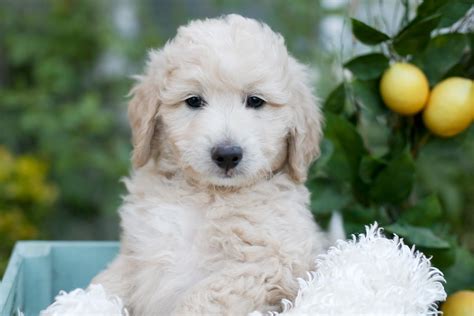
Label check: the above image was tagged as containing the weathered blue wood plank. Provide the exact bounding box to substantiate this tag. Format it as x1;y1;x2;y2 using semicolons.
0;241;119;316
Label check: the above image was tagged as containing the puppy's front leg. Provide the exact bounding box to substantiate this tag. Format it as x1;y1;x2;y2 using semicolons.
172;263;292;316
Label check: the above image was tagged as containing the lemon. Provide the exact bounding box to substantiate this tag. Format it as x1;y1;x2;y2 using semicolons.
423;77;473;137
380;63;430;115
442;290;474;316
470;81;474;121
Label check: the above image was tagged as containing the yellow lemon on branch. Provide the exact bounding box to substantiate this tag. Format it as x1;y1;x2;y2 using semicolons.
423;77;473;137
380;63;430;115
442;290;474;316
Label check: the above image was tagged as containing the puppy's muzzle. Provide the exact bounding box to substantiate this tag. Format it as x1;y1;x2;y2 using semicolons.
211;145;243;171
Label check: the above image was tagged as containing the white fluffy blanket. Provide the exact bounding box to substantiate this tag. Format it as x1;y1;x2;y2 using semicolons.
41;224;446;316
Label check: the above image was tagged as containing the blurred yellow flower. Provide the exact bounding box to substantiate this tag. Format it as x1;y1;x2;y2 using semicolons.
0;146;57;273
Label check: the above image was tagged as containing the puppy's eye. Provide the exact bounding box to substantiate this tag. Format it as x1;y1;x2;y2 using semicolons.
246;96;265;109
185;96;204;109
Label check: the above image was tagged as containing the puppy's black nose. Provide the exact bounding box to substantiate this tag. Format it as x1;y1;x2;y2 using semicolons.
211;145;243;170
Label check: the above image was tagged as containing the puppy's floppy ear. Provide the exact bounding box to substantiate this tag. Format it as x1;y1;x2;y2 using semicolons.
128;77;160;168
287;58;323;183
127;52;164;169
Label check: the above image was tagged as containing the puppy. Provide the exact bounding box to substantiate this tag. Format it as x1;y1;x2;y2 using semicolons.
93;14;326;315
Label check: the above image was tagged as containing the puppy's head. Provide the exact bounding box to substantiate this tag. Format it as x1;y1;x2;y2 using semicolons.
129;14;322;187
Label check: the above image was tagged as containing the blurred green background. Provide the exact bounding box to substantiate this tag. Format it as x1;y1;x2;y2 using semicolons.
0;0;343;270
0;0;473;294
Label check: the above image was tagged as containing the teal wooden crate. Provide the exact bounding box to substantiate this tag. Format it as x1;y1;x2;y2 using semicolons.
0;241;119;316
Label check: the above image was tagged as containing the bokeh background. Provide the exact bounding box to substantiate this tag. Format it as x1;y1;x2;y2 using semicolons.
0;0;349;269
0;0;473;294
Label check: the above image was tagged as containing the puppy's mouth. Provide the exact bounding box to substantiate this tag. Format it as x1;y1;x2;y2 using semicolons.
211;165;250;182
185;163;268;189
223;168;237;178
216;163;249;179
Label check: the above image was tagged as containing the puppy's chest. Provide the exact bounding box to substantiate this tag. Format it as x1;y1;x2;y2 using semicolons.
128;194;290;266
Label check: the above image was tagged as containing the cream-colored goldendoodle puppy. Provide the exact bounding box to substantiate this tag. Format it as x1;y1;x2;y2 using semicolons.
93;14;327;315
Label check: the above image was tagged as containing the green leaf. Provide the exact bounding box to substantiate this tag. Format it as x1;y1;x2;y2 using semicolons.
351;18;390;45
393;14;441;55
343;205;380;235
418;0;474;28
421;242;457;270
310;139;334;178
443;247;474;294
413;33;469;85
359;155;387;184
385;223;451;249
439;0;474;27
369;150;415;204
310;179;351;215
344;53;389;80
400;195;443;226
416;0;447;17
344;205;378;225
351;79;386;117
432;249;458;270
324;113;367;182
316;139;334;169
358;113;391;157
323;83;346;114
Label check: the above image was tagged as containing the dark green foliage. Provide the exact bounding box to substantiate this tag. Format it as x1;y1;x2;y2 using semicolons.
385;223;450;249
417;0;474;28
413;33;469;85
369;151;415;205
323;84;346;114
323;114;367;182
351;79;387;117
344;53;389;80
393;14;442;55
351;19;390;45
399;195;443;226
443;247;474;293
313;0;474;295
0;1;147;240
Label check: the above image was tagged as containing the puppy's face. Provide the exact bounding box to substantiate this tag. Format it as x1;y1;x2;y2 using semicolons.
158;46;293;187
160;90;290;187
129;15;322;187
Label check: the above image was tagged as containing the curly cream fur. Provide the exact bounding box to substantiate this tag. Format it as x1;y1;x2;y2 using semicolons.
92;14;325;315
